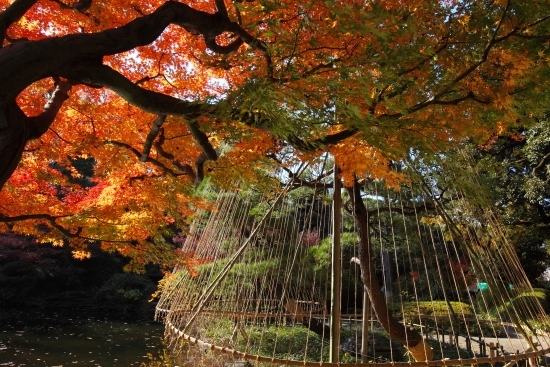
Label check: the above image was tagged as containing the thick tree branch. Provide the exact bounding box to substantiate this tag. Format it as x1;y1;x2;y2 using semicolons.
402;6;550;119
205;36;244;54
380;1;512;117
286;128;358;151
0;213;145;244
223;19;274;77
61;64;218;163
187;121;217;160
0;0;37;46
0;102;30;186
194;153;209;183
376;35;450;103
154;133;198;182
0;212;81;238
28;79;73;139
445;1;511;90
0;0;253;101
214;0;229;20
50;0;92;14
115;135;203;184
374;5;519;114
399;35;450;77
535;203;550;225
346;180;430;359
73;0;92;13
106;140;191;179
0;0;273;190
497;13;550;42
408;91;490;114
60;64;208;117
376;90;491;123
0;78;74;188
141;115;166;162
0;213;68;223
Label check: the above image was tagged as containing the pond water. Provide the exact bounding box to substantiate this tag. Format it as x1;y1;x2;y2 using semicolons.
0;317;167;367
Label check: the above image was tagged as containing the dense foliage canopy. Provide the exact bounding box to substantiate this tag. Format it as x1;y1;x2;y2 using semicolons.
1;0;549;267
474;115;550;282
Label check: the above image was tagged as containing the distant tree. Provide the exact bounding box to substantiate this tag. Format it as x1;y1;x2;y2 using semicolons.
475;116;550;282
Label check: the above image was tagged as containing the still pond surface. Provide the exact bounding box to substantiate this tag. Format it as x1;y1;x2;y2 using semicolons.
0;318;167;366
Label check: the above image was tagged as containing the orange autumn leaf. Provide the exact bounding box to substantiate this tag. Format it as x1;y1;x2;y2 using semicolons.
0;0;549;269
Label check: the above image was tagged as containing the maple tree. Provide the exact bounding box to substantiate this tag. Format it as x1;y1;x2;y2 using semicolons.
0;1;549;358
0;0;549;272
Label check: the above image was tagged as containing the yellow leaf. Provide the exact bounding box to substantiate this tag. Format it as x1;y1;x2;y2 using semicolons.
72;250;92;260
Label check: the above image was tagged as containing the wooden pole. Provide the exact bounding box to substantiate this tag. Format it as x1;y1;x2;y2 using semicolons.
362;287;370;363
382;250;392;303
330;167;342;363
528;336;537;366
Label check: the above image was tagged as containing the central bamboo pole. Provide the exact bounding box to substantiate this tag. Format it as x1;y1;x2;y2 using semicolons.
330;167;342;363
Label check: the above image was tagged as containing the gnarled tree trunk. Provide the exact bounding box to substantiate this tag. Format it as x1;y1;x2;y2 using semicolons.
0;102;28;187
347;181;433;362
0;1;236;189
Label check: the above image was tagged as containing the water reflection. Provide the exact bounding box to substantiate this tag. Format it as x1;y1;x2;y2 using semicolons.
0;318;165;366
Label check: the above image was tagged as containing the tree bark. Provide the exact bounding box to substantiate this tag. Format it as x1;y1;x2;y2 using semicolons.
0;80;71;187
0;1;240;101
0;102;29;186
346;181;433;361
0;1;237;189
0;0;356;189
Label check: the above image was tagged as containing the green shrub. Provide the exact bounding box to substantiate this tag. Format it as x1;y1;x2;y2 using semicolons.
392;301;474;318
242;325;328;361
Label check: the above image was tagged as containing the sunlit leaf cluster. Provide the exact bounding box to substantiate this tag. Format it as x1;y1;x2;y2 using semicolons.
1;0;549;268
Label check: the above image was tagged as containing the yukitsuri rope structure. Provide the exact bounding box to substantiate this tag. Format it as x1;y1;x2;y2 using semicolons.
156;168;550;366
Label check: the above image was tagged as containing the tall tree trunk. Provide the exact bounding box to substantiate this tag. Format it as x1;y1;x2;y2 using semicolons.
346;181;433;362
0;1;238;190
0;102;29;187
0;81;72;188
